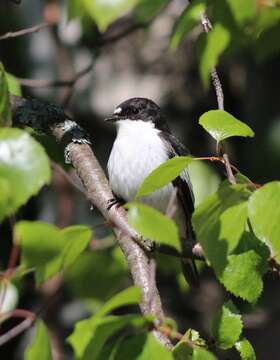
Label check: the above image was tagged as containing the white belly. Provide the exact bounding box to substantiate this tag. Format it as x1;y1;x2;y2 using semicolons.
107;120;174;213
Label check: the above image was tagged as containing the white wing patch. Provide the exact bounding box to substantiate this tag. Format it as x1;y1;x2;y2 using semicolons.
114;107;122;114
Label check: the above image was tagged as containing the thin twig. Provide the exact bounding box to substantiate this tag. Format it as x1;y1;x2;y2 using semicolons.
200;13;236;184
0;309;36;347
17;60;94;88
0;23;49;41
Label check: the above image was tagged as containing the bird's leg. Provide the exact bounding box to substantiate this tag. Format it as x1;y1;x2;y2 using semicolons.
107;195;125;211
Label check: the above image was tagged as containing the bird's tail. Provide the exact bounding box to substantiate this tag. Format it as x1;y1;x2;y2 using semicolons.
181;257;199;288
180;221;200;288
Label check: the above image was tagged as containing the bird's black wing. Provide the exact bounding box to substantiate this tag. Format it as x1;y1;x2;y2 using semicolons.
159;131;199;287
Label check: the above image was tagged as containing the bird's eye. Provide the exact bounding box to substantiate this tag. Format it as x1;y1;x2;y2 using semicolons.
131;106;138;114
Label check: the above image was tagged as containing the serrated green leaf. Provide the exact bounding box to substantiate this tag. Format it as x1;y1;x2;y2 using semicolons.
192;182;251;275
114;332;173;360
199;110;254;142
134;0;169;22
198;23;230;87
96;286;142;317
192;348;217;360
6;72;22;96
68;314;150;360
0;129;50;221
24;320;52;360
173;329;206;360
235;338;256;360
16;221;91;285
234;231;270;276
0;63;12;126
212;300;242;350
136;156;192;199
171;0;207;49
82;0;138;31
126;202;181;252
219;250;263;303
248;181;280;263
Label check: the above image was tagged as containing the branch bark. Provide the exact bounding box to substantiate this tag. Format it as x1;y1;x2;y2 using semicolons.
10;95;172;348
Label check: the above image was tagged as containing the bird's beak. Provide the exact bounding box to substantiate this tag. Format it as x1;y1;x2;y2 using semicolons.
104;114;119;122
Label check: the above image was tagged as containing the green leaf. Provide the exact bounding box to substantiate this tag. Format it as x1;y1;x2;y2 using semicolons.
6;72;22;96
68;314;150;360
188;160;220;207
173;329;206;360
198;23;230;87
16;221;91;285
65;248;128;300
171;0;207;49
136;156;192;199
192;182;251;275
126;202;181;252
235;338;256;360
114;332;173;360
82;0;138;31
192;348;217;360
199;110;254;142
134;0;169;22
0;129;50;221
248;181;280;263
227;0;256;26
96;286;142;317
0;177;12;222
25;320;52;360
67;0;84;20
212;300;242;350
219;250;263;302
0;63;12;126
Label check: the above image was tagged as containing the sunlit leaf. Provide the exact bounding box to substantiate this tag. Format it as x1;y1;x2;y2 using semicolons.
82;0;138;31
198;23;230;87
126;202;181;251
192;182;251;275
114;332;173;360
192;348;217;360
136;156;192;199
188;160;220;207
171;0;207;49
212;301;242;350
6;72;22;96
248;181;280;263
0;63;12;126
227;0;256;26
199;110;254;142
134;0;169;22
25;320;52;360
0;129;50;221
219;250;263;303
95;286;142;317
68;314;151;360
235;338;256;360
16;221;91;285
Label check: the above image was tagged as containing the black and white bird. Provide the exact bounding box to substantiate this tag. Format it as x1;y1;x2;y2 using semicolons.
105;97;198;287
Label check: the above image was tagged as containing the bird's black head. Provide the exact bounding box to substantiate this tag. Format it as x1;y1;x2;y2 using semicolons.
105;97;168;130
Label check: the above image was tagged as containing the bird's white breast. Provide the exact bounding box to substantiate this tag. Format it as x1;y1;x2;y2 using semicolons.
107;120;174;212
